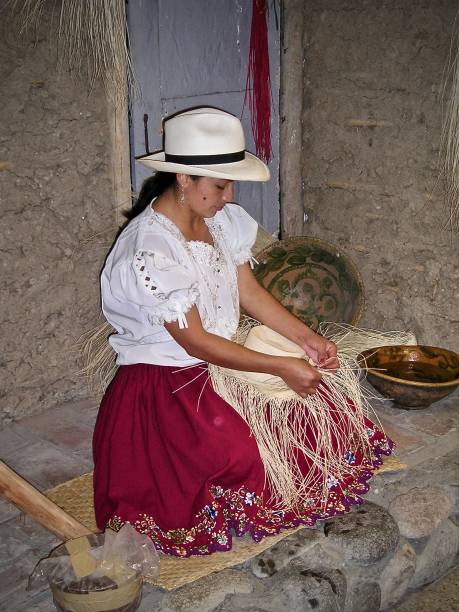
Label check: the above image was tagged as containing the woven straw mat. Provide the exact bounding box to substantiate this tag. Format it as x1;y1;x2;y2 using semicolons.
45;456;405;591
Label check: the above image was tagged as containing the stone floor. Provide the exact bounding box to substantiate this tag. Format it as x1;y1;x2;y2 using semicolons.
0;389;458;611
392;564;459;612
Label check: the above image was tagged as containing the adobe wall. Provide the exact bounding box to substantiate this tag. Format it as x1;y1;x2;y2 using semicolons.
0;5;116;426
283;0;458;349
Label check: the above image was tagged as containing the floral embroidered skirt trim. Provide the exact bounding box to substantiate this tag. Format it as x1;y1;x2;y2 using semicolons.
93;363;393;557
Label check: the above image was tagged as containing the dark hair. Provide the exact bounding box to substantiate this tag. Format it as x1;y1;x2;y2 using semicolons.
124;172;177;221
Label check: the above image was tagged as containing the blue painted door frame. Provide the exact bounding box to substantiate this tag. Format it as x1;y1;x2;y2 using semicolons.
126;0;280;235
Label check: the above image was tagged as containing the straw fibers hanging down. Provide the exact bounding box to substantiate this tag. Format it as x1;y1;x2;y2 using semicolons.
77;320;118;397
208;320;416;512
8;0;135;107
78;318;414;509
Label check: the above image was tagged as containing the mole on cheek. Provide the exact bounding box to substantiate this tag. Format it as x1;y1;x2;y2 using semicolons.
203;196;207;200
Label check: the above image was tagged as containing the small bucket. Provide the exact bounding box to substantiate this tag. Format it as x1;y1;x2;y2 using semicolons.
48;534;143;612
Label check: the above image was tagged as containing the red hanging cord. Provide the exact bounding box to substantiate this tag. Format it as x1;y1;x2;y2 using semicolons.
244;0;272;164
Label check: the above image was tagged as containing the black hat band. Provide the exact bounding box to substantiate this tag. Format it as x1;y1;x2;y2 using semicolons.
164;151;245;165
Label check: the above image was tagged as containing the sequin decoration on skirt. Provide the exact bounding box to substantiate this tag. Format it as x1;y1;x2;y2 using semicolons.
93;363;393;557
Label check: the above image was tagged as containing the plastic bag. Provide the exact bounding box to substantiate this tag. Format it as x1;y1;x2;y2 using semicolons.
96;524;160;579
28;525;160;591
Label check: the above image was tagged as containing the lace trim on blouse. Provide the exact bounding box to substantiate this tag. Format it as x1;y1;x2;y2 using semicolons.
148;209;240;334
134;249;199;329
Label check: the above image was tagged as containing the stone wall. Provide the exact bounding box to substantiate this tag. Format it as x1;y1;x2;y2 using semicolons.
0;5;115;427
298;0;458;348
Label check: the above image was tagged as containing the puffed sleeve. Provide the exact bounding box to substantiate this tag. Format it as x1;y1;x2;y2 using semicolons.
216;203;259;266
107;233;199;330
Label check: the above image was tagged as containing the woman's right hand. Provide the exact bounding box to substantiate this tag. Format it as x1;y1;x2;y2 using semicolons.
165;308;322;396
275;357;322;397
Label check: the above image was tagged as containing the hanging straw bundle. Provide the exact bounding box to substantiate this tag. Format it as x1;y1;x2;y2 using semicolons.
77;321;117;397
7;0;135;107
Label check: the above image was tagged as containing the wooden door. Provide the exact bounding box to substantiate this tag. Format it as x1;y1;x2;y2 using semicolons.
127;0;280;234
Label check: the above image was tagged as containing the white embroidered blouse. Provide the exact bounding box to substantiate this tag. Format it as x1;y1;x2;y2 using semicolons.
101;202;258;366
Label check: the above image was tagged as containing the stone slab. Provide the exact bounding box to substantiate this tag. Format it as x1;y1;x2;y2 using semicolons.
0;497;21;523
0;426;31;459
376;416;428;455
410;519;459;589
160;569;252;612
4;440;93;490
322;502;400;564
13;401;95;453
379;539;417;609
249;527;323;578
344;580;381;612
216;560;346;612
389;487;454;539
401;430;459;469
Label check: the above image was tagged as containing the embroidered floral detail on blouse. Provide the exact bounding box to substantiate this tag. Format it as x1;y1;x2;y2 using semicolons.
187;241;224;273
133;248;199;329
148;210;240;337
206;217;253;268
134;251;159;292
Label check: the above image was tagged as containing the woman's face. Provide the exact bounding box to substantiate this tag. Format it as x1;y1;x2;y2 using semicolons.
181;176;235;218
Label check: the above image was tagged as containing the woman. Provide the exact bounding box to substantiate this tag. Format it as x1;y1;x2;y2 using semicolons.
93;107;391;557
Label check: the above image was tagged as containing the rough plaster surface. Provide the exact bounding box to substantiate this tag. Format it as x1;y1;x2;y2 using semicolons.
0;5;115;426
301;0;459;349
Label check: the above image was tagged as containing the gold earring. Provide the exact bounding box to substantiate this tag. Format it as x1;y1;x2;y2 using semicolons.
177;186;185;207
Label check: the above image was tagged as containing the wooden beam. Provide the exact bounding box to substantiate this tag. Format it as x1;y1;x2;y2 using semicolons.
0;461;92;541
106;88;131;227
280;0;305;238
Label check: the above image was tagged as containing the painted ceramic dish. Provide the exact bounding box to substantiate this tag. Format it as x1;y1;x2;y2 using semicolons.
359;345;459;409
254;237;364;329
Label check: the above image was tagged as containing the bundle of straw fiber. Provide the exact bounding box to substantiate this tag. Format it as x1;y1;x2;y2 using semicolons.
77;317;416;402
209;322;389;511
77;321;118;397
317;322;417;360
78;318;414;509
8;0;134;106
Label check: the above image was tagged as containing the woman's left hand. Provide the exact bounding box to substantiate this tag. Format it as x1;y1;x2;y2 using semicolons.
300;332;339;371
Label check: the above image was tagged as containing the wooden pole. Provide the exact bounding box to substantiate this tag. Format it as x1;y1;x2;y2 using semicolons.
280;0;305;238
0;461;92;541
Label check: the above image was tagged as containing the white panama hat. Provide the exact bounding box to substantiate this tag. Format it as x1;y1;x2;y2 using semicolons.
137;107;270;182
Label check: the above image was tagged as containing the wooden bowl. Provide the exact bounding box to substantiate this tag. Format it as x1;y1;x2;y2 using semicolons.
359;345;459;409
254;237;364;329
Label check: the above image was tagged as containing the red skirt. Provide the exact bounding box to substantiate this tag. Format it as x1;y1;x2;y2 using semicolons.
93;363;393;557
